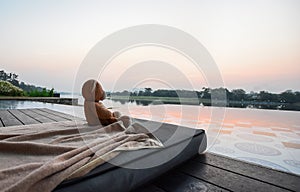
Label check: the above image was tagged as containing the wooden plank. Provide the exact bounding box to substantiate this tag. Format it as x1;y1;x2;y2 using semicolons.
0;110;15;120
194;153;300;192
39;108;81;120
154;171;229;192
0;110;23;126
18;109;55;123
1;117;23;127
132;184;166;192
8;109;40;125
29;108;69;122
0;118;4;127
179;159;291;192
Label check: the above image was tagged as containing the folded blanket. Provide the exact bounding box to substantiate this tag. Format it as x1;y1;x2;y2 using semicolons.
0;117;163;192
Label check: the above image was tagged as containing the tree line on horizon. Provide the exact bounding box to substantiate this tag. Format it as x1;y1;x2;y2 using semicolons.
0;70;55;97
110;87;300;104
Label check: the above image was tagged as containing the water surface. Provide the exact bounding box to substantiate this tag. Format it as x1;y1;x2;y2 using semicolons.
0;99;299;175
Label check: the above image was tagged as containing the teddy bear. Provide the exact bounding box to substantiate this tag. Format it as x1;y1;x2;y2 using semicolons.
81;79;121;126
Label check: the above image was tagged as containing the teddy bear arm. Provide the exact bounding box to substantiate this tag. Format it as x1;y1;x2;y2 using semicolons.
96;103;114;119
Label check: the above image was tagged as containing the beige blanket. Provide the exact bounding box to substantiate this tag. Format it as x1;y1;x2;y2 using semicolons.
0;118;163;192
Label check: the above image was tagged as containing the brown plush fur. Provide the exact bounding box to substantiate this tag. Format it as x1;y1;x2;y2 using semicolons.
82;80;118;126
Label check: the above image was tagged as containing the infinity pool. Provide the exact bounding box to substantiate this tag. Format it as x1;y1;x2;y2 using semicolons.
1;100;299;175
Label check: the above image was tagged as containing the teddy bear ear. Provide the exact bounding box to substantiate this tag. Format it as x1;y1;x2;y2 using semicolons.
94;84;101;101
95;82;107;101
82;79;98;101
100;90;106;100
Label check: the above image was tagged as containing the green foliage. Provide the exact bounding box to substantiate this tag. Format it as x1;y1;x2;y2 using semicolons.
1;69;55;93
279;90;299;103
230;89;246;100
152;89;178;97
25;88;54;97
1;70;56;97
0;80;24;96
111;87;300;104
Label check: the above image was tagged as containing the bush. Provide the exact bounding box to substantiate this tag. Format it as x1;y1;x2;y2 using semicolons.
25;88;54;97
0;80;24;96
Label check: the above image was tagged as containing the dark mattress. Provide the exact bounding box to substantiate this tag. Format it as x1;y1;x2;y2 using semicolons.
54;119;207;192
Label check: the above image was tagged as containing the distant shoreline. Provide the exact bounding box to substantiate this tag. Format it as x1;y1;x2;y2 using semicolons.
109;96;300;111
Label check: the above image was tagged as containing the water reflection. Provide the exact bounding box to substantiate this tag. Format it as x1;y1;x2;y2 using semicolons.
110;98;300;111
0;100;20;109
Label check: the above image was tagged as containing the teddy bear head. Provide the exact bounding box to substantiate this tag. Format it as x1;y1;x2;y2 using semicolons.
82;79;106;102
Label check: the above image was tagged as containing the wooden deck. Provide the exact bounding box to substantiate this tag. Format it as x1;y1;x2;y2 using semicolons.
1;108;299;192
135;153;299;192
0;108;81;127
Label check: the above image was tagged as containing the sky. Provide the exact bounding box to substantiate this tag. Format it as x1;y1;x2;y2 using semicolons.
0;0;299;93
